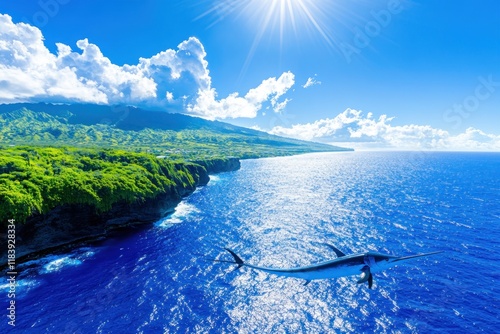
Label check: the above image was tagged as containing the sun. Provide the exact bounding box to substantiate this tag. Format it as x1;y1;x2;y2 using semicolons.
197;0;336;45
196;0;340;72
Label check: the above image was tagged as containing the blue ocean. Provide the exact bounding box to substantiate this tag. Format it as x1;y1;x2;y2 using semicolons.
2;152;499;333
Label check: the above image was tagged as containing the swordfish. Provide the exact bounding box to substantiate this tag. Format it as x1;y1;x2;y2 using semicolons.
218;245;442;289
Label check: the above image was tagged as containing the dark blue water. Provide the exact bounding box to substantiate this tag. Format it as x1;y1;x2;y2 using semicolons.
2;152;500;333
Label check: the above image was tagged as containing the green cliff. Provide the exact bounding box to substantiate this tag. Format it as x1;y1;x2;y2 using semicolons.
0;146;240;264
0;103;351;265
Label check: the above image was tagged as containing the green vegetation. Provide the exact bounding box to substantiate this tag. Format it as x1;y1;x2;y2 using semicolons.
0;146;209;224
0;104;351;158
0;104;351;225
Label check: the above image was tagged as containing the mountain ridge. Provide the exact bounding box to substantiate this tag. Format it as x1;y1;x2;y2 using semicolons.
0;103;352;158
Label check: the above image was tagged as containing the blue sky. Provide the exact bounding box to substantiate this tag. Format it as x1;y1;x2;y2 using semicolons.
0;0;499;150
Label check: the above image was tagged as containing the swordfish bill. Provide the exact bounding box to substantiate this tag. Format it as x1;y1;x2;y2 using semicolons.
219;246;443;289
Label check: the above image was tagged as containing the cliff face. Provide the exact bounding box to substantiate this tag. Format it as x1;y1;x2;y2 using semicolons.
1;158;240;266
193;157;241;174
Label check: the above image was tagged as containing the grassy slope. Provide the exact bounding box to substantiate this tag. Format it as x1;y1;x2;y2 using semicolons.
0;103;351;158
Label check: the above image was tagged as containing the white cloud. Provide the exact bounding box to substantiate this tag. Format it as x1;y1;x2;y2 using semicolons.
273;98;291;113
186;71;295;119
245;71;295;111
0;15;107;103
186;89;259;119
57;38;158;102
0;13;295;120
0;13;158;104
303;76;321;88
446;128;500;151
269;109;500;151
138;36;212;92
166;91;174;102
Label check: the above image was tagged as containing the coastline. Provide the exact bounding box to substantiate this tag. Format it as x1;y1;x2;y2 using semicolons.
0;157;240;268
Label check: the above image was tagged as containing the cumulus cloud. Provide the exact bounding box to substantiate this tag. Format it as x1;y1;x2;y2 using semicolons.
186;71;295;119
303;76;321;88
165;91;174;102
269;109;500;151
0;16;108;103
273;98;291;113
0;13;294;120
245;72;295;109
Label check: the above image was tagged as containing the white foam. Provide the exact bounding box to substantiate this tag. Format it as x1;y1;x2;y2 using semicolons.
208;175;220;184
0;279;40;296
25;248;95;274
393;223;407;230
156;201;200;227
41;256;82;273
19;247;96;273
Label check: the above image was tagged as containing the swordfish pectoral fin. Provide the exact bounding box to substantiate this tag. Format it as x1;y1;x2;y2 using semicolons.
357;265;373;289
357;266;370;283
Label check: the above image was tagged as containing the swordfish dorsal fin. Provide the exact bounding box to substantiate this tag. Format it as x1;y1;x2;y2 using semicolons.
322;243;346;258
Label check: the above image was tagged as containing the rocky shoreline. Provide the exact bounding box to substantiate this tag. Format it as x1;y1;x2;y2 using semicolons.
1;158;240;267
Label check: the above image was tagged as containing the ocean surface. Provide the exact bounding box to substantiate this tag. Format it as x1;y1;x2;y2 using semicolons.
2;152;499;333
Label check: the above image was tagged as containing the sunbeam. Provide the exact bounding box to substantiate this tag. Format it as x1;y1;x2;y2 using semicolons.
195;0;341;75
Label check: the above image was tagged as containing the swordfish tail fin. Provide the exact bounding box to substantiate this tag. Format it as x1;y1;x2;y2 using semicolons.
224;248;245;269
391;251;444;263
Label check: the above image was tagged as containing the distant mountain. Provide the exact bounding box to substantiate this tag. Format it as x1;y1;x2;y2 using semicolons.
0;103;352;158
0;103;252;132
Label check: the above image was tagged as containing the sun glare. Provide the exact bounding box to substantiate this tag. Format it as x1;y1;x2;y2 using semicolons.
196;0;339;73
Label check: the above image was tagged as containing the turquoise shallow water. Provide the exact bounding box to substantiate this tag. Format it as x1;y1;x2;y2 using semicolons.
2;152;499;333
